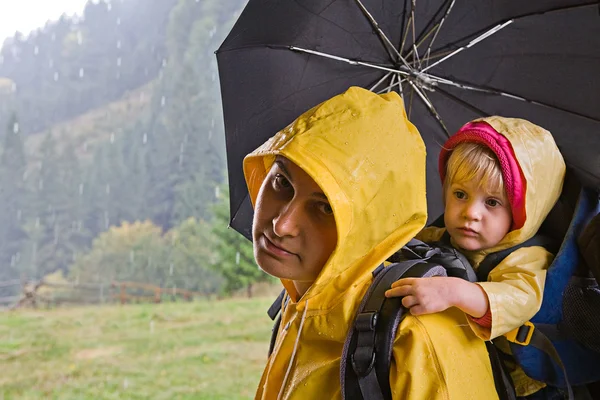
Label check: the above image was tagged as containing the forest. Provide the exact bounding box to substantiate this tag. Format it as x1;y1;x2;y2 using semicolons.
0;0;269;300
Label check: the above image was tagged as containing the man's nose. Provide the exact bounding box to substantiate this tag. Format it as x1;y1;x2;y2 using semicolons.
273;201;301;237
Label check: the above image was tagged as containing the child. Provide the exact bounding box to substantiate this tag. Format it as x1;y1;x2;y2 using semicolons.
245;87;499;399
385;117;566;397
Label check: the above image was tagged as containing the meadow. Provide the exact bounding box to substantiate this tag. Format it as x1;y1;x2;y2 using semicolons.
0;298;274;399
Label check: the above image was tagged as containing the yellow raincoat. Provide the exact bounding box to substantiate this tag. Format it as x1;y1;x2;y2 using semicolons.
244;87;498;400
417;116;566;395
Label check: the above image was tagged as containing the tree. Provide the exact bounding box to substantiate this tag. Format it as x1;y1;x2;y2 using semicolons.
0;114;29;289
210;186;271;297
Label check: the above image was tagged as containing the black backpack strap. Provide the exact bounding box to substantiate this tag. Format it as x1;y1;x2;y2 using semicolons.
341;259;448;400
267;289;286;357
485;342;517;400
504;323;574;400
477;234;559;282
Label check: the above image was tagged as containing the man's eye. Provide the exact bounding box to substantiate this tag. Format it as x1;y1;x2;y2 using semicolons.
273;174;291;190
454;191;466;200
317;202;333;216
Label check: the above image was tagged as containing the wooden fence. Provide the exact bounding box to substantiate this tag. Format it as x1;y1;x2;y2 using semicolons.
0;279;206;310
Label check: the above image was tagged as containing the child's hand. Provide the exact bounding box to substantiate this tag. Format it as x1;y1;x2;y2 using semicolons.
385;277;457;316
385;277;490;319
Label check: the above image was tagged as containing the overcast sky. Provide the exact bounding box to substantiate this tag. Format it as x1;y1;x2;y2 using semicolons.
0;0;87;42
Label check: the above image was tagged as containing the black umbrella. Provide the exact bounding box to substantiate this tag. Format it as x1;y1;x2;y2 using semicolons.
216;0;600;239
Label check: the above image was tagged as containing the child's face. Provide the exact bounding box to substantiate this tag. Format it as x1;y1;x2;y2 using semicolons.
444;178;512;251
252;156;338;295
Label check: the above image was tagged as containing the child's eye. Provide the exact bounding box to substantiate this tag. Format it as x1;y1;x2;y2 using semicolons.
317;202;333;216
273;174;291;191
453;190;466;200
486;198;501;207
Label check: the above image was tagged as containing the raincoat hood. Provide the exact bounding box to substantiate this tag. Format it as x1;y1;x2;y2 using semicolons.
440;116;566;256
244;86;427;304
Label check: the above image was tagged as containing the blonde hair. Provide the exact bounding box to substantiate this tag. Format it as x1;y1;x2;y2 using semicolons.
444;142;504;195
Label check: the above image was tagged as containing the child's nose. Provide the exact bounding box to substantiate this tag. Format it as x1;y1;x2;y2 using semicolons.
463;202;482;221
273;202;301;238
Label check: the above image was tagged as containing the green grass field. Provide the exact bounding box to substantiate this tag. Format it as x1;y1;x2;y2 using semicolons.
0;298;274;399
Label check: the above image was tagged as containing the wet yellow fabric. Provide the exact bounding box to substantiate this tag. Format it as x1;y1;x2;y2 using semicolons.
418;116;566;396
244;87;498;400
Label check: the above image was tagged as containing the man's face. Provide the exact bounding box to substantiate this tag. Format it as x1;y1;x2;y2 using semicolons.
252;156;338;295
444;178;512;251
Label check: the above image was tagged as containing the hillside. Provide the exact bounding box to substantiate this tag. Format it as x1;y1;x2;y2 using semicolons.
24;81;155;168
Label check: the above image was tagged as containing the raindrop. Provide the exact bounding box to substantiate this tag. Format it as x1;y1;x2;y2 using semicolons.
35;218;40;228
149;321;154;334
79;68;85;78
11;82;16;92
77;220;82;232
117;57;122;67
161;58;167;68
211;71;216;82
79;183;84;196
22;171;28;181
130;250;135;263
123;379;129;389
83;141;88;152
106;184;111;194
169;263;174;276
209;26;217;38
13;122;19;134
158;70;163;80
142;133;148;144
160;96;166;107
51;33;56;42
53;72;59;82
215;186;220;199
38;179;43;190
15;252;20;263
211;119;215;128
117;17;121;26
236;252;240;265
10;255;15;267
49;59;53;68
33;46;39;55
77;31;83;45
104;211;110;229
116;40;121;49
107;3;112;11
208;130;213;140
110;133;115;143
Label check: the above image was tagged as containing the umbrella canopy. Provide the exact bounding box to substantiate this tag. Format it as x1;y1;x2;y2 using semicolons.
217;0;600;240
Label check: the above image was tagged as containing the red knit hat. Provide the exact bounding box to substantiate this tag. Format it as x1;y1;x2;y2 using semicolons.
438;121;527;230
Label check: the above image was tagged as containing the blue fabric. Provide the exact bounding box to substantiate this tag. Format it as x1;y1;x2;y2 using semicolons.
512;188;600;387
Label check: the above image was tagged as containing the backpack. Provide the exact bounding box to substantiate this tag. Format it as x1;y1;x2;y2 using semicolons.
265;175;600;400
267;239;517;400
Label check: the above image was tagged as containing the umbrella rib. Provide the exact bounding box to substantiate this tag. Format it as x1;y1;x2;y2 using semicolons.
409;0;422;68
289;46;411;76
423;0;455;68
353;0;413;71
369;71;393;91
424;73;600;123
435;86;490;118
376;74;407;94
408;81;449;136
421;20;514;73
